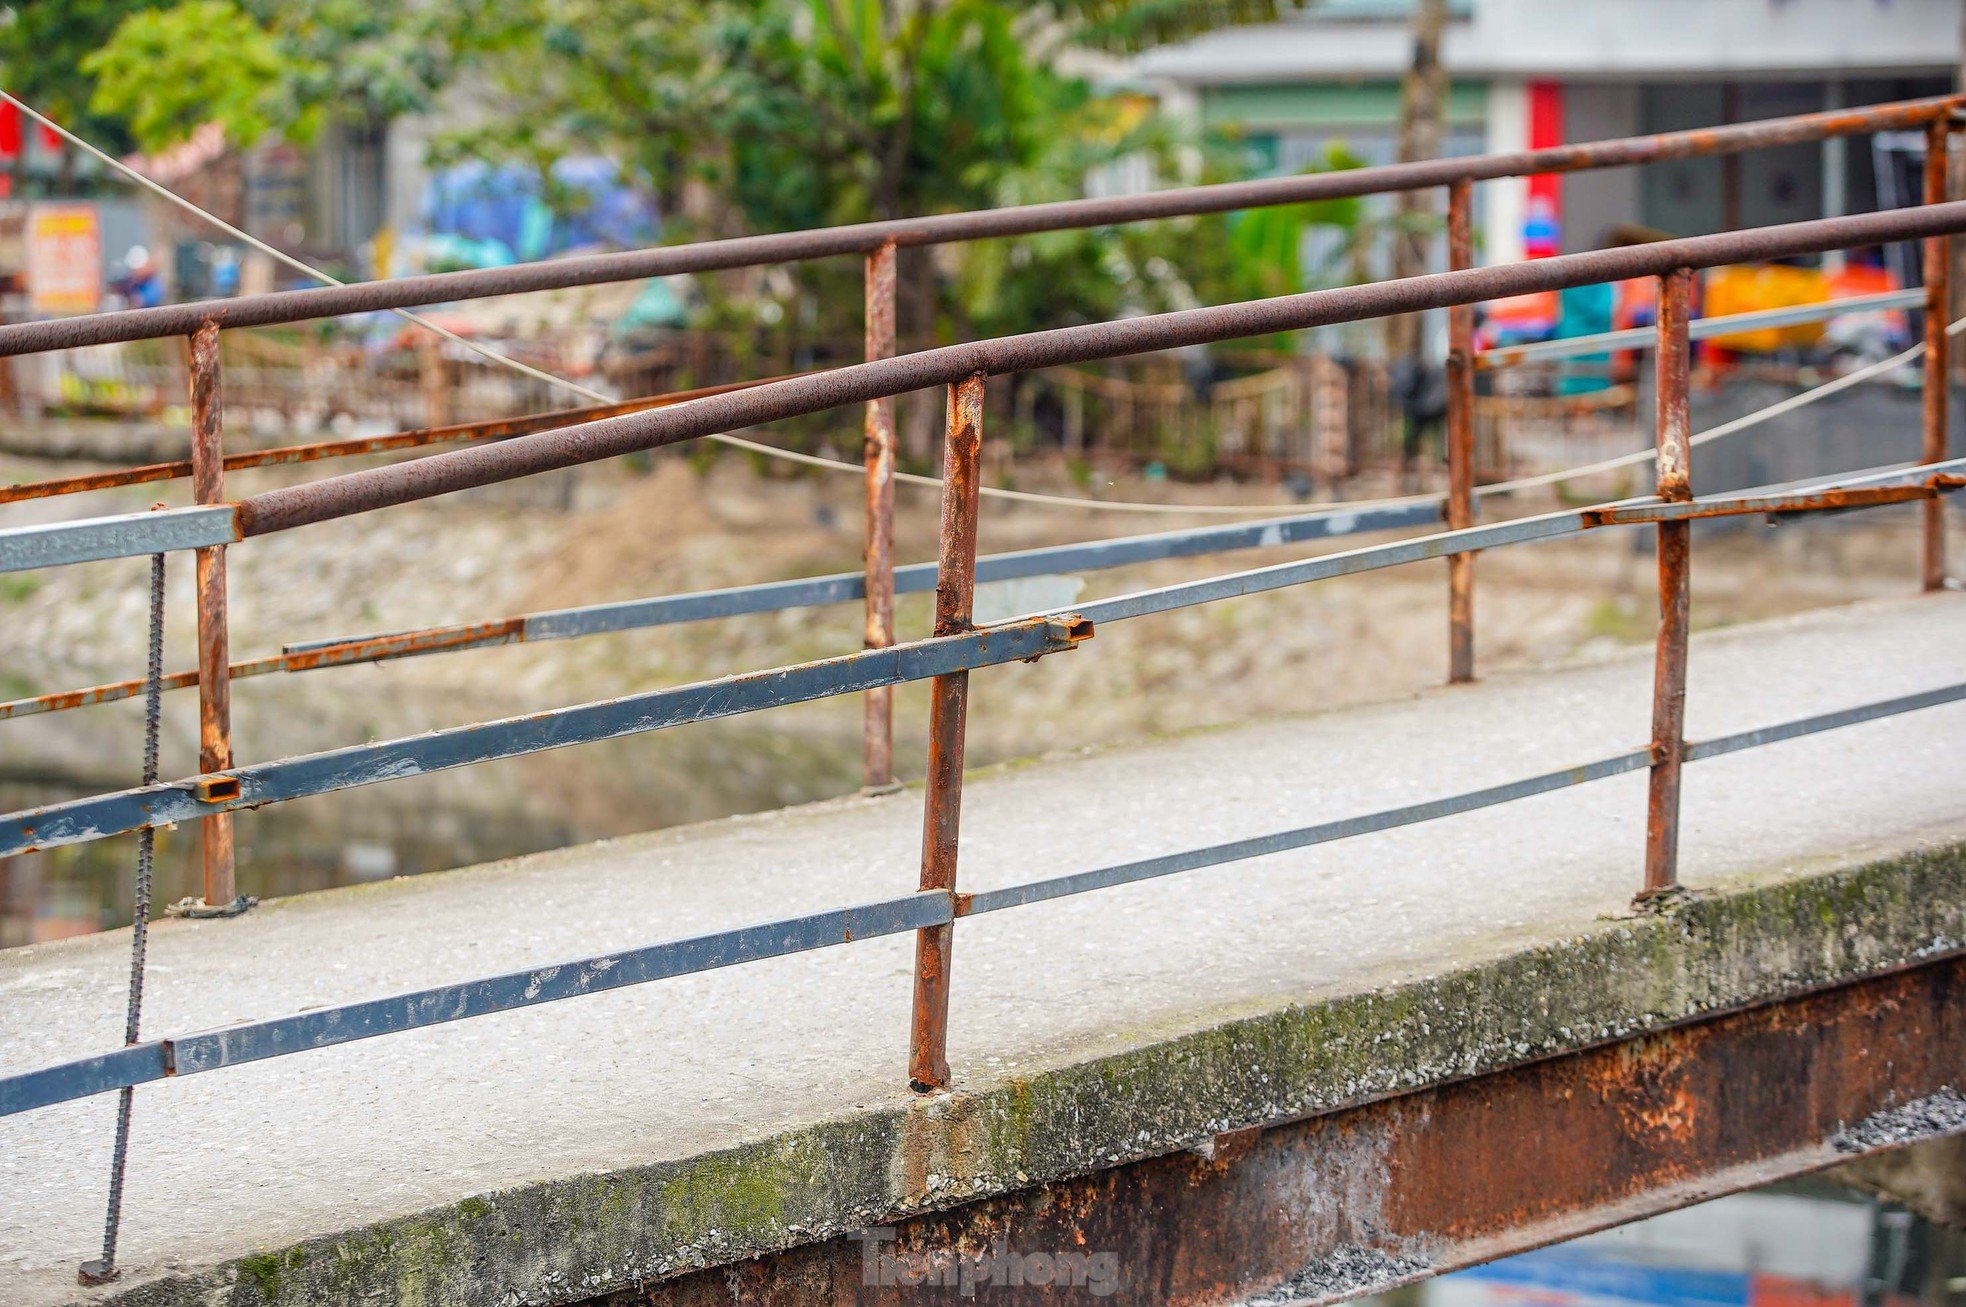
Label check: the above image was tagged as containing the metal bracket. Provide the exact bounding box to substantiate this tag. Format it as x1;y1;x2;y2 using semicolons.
193;775;241;804
1026;615;1094;662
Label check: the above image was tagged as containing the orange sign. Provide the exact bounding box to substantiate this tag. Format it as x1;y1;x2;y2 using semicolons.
28;204;101;315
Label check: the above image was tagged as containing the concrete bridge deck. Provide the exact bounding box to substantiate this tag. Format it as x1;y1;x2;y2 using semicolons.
3;593;1966;1305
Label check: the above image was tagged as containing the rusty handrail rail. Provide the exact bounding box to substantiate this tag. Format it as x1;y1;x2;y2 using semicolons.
0;374;806;505
0;94;1954;358
5;201;1963;573
233;202;1966;535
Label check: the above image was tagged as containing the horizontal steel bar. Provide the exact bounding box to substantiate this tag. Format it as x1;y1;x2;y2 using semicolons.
6;676;1959;1119
0;615;1084;858
0;505;238;573
315;500;1443;651
1476;287;1929;369
0;624;525;722
0;891;951;1118
964;678;1966;919
0;1044;171;1120
0;499;1438;721
959;751;1655;916
236;201;1966;535
1070;507;1593;625
1581;458;1966;525
0;378;800;505
1686;681;1966;761
0;97;1950;357
1066;458;1966;627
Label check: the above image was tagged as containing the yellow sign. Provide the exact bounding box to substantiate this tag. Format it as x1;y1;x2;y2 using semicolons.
28;204;102;315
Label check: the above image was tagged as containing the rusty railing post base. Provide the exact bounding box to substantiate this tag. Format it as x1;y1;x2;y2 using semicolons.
1642;269;1697;900
861;240;900;791
1923;117;1954;593
1445;177;1478;685
906;376;986;1095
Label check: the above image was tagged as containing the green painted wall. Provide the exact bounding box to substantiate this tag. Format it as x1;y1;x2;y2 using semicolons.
1202;81;1488;131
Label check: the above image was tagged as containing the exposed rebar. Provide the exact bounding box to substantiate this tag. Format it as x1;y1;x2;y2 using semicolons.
77;550;166;1287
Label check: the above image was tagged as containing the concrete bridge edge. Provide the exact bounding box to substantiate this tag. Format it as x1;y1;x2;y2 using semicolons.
84;829;1966;1306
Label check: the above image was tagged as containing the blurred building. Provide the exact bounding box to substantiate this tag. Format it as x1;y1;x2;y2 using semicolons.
1135;0;1961;266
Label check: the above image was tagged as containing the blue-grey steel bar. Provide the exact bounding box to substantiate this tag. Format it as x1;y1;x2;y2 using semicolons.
4;461;1940;857
0;615;1084;858
7;677;1960;1121
960;751;1656;916
301;498;1440;654
0;891;952;1118
0;506;237;574
1685;682;1966;761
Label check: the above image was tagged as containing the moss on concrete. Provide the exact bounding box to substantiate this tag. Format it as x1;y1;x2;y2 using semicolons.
90;837;1966;1307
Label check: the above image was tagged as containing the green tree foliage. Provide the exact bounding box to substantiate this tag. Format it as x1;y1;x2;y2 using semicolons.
57;0;1362;347
78;0;450;152
0;0;169;154
442;0;1350;348
82;1;287;151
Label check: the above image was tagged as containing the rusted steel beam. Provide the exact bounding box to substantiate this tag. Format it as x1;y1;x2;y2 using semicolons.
233;201;1966;537
1644;269;1695;901
0;620;525;723
862;241;899;793
628;952;1966;1307
1583;475;1966;526
1925;117;1952;592
908;375;984;1094
0;96;1956;357
1445;178;1476;685
0;377;797;506
188;324;238;912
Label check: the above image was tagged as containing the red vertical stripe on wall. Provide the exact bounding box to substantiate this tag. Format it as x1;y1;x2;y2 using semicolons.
1527;80;1564;221
36;123;62;154
0;103;20;161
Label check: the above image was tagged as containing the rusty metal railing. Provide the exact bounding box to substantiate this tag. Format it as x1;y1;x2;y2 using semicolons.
0;92;1959;846
1;104;1965;1289
0;196;1963;1102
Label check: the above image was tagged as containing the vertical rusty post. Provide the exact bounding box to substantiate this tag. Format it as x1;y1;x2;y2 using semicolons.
907;374;984;1094
1642;269;1694;902
862;240;900;792
1445;179;1477;684
1923;117;1951;592
190;322;237;910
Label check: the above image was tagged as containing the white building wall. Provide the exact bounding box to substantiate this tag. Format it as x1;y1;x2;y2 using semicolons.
1483;80;1528;266
1135;0;1960;83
